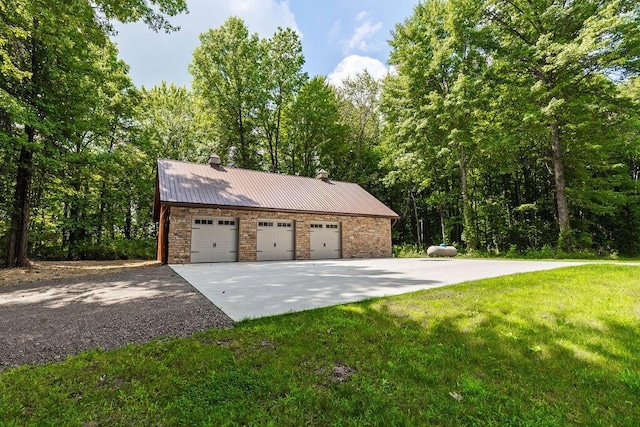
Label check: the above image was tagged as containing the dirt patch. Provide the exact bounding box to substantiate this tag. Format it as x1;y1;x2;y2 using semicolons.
0;260;160;287
315;364;356;383
331;364;355;382
0;265;233;370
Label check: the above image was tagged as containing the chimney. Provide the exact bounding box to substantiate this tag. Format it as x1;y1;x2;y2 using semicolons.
209;153;221;169
316;169;328;182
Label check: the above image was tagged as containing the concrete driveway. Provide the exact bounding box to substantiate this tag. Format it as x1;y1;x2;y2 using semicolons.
170;258;584;321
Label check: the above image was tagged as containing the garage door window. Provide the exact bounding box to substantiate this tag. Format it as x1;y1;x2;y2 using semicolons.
194;219;213;225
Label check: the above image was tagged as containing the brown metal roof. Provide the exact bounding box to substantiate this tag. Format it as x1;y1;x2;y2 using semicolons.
155;159;399;219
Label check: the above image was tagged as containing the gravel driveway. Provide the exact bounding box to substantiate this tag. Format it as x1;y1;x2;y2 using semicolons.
0;265;233;370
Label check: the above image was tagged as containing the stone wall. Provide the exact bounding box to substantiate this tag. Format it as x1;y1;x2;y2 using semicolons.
165;205;392;263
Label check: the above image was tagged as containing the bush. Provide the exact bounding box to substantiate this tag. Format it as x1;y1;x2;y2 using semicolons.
78;238;156;260
392;244;427;258
32;238;156;261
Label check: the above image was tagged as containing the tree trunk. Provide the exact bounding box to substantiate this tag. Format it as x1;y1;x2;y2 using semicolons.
67;168;85;260
6;134;34;267
459;148;476;250
409;190;421;247
97;183;106;244
550;120;570;239
6;17;38;268
124;199;132;240
439;204;446;245
274;105;282;172
265;125;276;172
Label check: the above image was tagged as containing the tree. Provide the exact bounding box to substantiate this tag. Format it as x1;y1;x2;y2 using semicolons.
382;0;640;253
1;0;187;267
258;28;307;172
483;0;640;245
384;0;489;249
280;76;344;177
56;42;138;258
190;17;263;169
335;71;383;186
137;82;216;163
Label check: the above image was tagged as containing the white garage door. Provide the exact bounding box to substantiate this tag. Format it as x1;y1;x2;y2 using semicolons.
310;222;341;259
190;217;238;263
257;219;295;261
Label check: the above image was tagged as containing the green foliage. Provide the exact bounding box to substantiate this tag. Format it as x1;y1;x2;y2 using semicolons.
3;2;640;263
1;265;639;424
258;27;307;172
392;244;427;258
382;0;640;256
93;0;187;33
280;76;346;177
76;238;156;261
34;238;156;261
333;71;383;185
0;0;186;264
137;82;215;163
190;17;264;169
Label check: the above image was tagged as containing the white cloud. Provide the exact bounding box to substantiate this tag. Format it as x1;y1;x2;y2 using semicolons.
344;10;383;53
347;21;383;52
327;55;388;87
229;0;300;38
355;11;371;22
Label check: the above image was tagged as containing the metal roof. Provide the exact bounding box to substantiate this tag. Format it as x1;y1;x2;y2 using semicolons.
155;159;399;218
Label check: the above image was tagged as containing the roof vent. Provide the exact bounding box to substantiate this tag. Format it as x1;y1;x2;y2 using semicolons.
209;153;221;168
316;169;328;182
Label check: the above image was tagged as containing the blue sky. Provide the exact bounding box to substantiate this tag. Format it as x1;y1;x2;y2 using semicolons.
111;0;419;88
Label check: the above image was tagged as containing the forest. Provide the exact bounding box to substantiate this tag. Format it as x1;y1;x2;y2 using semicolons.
1;0;639;267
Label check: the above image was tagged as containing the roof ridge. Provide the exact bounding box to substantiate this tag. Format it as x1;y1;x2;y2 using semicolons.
158;158;354;185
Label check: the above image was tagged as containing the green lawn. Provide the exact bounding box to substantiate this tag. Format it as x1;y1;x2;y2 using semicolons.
2;265;639;426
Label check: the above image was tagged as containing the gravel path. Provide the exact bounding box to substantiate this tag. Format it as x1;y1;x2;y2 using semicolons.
0;265;233;370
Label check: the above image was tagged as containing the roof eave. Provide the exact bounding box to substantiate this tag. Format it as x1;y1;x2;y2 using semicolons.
157;200;400;219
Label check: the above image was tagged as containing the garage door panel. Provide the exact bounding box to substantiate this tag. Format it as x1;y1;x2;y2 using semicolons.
310;222;341;259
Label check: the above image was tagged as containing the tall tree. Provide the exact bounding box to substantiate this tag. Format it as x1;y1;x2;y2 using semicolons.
3;0;107;266
190;17;263;169
1;0;187;267
258;28;307;172
384;0;489;249
335;71;383;186
483;0;640;245
281;76;344;177
137;82;216;163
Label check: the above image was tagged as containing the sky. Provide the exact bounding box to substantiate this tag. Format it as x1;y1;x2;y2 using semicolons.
111;0;419;88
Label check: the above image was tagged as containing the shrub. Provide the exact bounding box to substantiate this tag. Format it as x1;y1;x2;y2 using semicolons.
392;244;427;258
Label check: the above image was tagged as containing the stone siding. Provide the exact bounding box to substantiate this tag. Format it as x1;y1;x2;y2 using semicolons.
165;205;392;264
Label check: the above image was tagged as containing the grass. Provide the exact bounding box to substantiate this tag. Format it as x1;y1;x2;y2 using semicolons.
1;264;639;425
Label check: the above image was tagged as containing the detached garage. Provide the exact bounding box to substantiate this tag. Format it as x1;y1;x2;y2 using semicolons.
153;155;399;264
